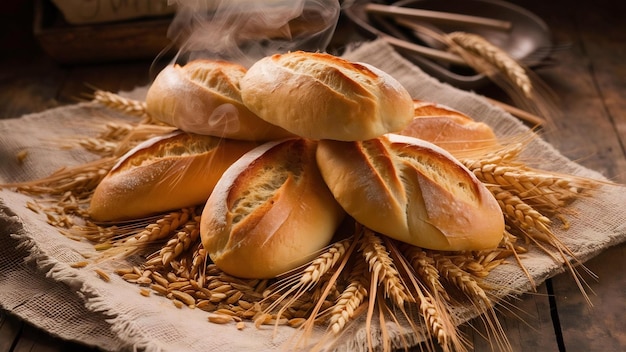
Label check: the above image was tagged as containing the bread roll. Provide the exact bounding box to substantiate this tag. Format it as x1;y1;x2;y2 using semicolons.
398;100;498;153
240;51;414;141
145;59;293;141
89;131;258;222
200;138;345;279
316;134;504;251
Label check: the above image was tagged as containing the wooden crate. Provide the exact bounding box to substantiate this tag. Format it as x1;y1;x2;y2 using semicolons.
33;0;176;64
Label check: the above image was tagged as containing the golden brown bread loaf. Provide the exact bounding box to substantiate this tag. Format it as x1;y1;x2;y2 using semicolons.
316;134;504;251
89;131;258;222
200;138;346;279
398;100;499;153
240;51;414;141
145;59;293;141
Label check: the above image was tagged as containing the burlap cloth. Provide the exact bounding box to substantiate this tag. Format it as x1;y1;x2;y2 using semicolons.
1;40;625;351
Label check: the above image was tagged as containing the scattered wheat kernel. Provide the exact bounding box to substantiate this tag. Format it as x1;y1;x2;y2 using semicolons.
136;277;152;285
237;300;253;310
166;272;178;282
212;284;232;293
25;201;40;213
16;150;28;164
236;321;245;330
151;274;169;287
171;290;195;306
288;318;306;328
196;301;216;312
172;299;184;309
140;289;151;297
95;269;110;282
215;308;237;316
122;273;141;281
114;267;134;276
269;318;288;326
150;284;169;296
209;292;227;303
94;242;112;251
226;291;244;305
208;314;233;324
70;261;89;268
254;313;273;328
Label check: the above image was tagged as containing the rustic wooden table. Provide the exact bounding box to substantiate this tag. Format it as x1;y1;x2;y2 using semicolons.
1;0;624;351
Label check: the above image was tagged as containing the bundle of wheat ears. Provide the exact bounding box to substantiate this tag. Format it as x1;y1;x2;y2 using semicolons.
2;90;603;352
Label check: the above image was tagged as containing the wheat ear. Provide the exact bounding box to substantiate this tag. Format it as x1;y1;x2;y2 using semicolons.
96;208;194;260
158;215;201;265
360;228;411;307
1;157;116;197
402;244;449;301
261;239;351;322
329;258;369;334
446;32;532;98
430;252;492;308
387;239;463;352
432;251;517;351
93;90;149;120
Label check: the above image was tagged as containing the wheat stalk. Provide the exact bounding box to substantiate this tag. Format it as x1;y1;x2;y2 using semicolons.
489;185;553;240
2;157;117;197
430;252;492;309
93;90;149;120
122;208;194;246
402;244;449;301
360;228;411;307
446;32;532;98
159;215;201;265
464;159;592;213
299;239;351;290
328;258;369;334
95;208;195;261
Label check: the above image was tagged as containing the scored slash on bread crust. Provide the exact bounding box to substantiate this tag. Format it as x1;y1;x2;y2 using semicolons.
316;134;504;251
240;51;414;141
200;138;346;279
89;131;258;222
145;60;293;141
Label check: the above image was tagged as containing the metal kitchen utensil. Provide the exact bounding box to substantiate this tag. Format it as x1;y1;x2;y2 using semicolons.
343;0;554;89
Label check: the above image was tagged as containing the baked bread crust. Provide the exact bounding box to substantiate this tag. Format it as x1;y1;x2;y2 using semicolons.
89;131;257;221
200;138;345;279
316;134;504;251
240;51;414;141
146;60;293;141
398;100;499;153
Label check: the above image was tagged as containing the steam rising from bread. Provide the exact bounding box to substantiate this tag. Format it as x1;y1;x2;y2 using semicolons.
167;0;340;66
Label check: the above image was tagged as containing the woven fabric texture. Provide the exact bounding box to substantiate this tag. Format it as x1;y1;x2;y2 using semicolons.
1;40;625;351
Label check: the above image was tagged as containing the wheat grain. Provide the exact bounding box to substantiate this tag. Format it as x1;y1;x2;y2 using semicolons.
93;90;148;119
160;216;201;265
419;295;450;348
463;159;590;213
431;252;491;308
95;268;111;282
16;149;28;164
490;185;553;240
402;245;449;301
70;261;89;268
300;239;350;289
360;228;410;307
447;32;532;97
171;290;196;306
116;208;194;251
6;157;116;197
329;259;369;334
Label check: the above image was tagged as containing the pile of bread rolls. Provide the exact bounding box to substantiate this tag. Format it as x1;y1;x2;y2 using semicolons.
89;51;504;279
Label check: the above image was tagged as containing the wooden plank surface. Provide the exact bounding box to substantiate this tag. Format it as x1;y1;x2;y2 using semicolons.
0;0;624;351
